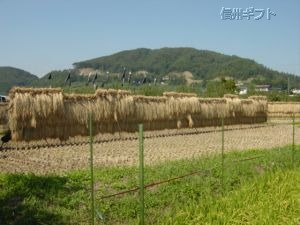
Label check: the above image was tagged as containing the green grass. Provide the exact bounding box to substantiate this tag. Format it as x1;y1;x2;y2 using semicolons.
0;145;299;225
161;168;300;225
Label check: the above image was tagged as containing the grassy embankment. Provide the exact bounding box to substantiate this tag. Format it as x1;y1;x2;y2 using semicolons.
0;145;299;225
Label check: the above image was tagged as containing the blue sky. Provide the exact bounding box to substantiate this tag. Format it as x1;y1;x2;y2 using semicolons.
0;0;299;77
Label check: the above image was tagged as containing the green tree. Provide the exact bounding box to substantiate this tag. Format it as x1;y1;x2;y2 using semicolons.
206;78;238;97
247;83;256;95
222;78;237;93
206;81;225;97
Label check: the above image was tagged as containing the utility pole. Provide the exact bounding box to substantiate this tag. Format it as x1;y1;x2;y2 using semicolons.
288;77;290;95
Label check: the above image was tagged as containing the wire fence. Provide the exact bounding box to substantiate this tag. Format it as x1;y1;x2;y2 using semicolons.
1;122;276;151
86;115;298;225
0;110;298;224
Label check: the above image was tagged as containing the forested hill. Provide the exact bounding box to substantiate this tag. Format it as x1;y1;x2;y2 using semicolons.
0;67;38;95
1;48;300;95
73;47;300;88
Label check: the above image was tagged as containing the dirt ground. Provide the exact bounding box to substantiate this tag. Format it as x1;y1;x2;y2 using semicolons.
0;124;298;174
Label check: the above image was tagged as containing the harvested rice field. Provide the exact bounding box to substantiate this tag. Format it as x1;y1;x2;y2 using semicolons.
0;123;298;174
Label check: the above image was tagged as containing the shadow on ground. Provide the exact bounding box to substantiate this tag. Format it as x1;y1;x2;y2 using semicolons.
0;174;74;225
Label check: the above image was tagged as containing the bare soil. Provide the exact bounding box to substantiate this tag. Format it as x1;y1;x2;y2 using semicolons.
0;124;298;175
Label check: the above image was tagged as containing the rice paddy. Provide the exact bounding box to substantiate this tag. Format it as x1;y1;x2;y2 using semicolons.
0;123;298;174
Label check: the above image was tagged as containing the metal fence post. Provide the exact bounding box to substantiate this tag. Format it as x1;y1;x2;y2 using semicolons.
138;124;145;225
221;117;224;195
89;112;95;225
292;114;295;167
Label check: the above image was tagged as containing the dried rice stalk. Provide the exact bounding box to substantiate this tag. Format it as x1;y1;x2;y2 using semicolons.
224;94;239;99
8;88;268;141
163;92;197;98
268;102;300;117
0;103;8;124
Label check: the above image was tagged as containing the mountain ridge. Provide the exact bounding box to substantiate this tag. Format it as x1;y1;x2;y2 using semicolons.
73;47;300;89
1;48;300;95
0;67;38;95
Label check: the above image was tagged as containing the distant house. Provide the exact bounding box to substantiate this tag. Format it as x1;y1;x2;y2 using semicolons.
162;75;170;81
239;87;248;95
255;85;271;92
235;81;244;87
235;81;247;95
291;89;300;94
270;87;282;92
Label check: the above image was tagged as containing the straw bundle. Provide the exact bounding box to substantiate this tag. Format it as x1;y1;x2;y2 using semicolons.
248;96;267;101
8;88;64;140
9;87;62;96
0;103;8;124
163;92;197;98
8;88;268;141
268;102;300;118
224;94;239;99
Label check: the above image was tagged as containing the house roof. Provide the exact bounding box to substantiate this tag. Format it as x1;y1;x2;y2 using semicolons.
255;85;271;88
